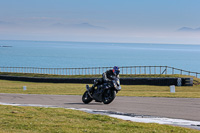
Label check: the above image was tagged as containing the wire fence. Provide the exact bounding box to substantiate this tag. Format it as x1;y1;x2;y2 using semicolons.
0;66;200;78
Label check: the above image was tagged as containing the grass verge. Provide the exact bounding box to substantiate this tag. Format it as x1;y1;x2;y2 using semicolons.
0;80;200;98
0;105;199;133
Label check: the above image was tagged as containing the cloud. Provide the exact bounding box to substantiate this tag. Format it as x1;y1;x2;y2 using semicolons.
177;27;200;32
0;21;15;26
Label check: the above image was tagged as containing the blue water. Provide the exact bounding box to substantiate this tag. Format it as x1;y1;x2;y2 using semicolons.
0;40;200;72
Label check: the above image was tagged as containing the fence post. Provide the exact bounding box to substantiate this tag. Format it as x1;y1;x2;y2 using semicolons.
131;67;132;74
149;66;151;74
75;68;76;75
165;66;167;75
139;66;141;74
160;66;162;74
135;66;136;75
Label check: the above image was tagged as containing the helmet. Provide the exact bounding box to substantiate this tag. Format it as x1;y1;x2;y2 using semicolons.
113;66;120;75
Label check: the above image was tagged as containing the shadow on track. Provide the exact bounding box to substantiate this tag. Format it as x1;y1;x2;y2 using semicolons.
66;103;103;105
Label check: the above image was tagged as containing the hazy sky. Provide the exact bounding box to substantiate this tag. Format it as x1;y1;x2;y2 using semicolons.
0;0;200;44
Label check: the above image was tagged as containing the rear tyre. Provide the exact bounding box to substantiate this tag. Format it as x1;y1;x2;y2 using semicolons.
82;91;93;104
103;89;116;104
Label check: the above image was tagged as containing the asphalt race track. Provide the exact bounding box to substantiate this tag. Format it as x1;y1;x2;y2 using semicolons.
0;93;200;121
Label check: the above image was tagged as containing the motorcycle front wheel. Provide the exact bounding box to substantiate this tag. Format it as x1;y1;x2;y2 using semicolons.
82;91;93;104
102;89;116;104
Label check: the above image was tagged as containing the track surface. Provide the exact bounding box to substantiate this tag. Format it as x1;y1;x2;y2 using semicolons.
0;93;200;121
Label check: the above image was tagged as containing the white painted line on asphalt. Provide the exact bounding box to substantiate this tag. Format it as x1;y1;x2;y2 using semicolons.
69;107;200;130
0;102;200;130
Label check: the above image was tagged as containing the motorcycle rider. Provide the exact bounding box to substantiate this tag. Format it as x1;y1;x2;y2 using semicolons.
86;66;120;93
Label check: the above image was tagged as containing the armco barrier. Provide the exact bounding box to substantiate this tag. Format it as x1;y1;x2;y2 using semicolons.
0;75;193;86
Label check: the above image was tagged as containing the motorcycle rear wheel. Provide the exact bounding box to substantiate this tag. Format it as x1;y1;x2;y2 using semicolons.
82;91;93;104
103;89;116;104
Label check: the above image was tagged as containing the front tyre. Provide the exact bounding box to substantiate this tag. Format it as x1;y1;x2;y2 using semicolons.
103;89;116;104
82;91;93;104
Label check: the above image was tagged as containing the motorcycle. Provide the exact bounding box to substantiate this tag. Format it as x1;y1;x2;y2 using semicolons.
82;78;121;104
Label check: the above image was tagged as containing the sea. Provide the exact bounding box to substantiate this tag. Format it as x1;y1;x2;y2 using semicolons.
0;40;200;73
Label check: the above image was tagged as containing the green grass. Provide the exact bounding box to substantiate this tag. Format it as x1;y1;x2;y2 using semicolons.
1;72;200;98
0;80;200;98
119;85;200;98
0;80;85;95
0;105;199;133
0;73;200;132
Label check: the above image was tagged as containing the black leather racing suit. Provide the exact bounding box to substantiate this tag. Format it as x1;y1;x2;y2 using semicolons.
102;69;119;82
91;69;119;90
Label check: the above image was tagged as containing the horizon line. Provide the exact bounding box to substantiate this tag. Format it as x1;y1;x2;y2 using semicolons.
1;39;200;46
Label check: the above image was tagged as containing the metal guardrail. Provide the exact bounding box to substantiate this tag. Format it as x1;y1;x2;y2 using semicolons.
0;66;200;78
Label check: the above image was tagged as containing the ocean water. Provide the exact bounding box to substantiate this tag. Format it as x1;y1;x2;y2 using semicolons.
0;40;200;72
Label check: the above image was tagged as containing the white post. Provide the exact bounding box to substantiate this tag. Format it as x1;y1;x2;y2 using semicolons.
23;86;27;91
170;85;175;93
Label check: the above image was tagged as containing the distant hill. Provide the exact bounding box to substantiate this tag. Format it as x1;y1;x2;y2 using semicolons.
51;22;107;30
178;27;200;32
72;23;107;30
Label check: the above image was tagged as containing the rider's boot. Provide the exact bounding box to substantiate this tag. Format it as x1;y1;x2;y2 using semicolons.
86;85;94;93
